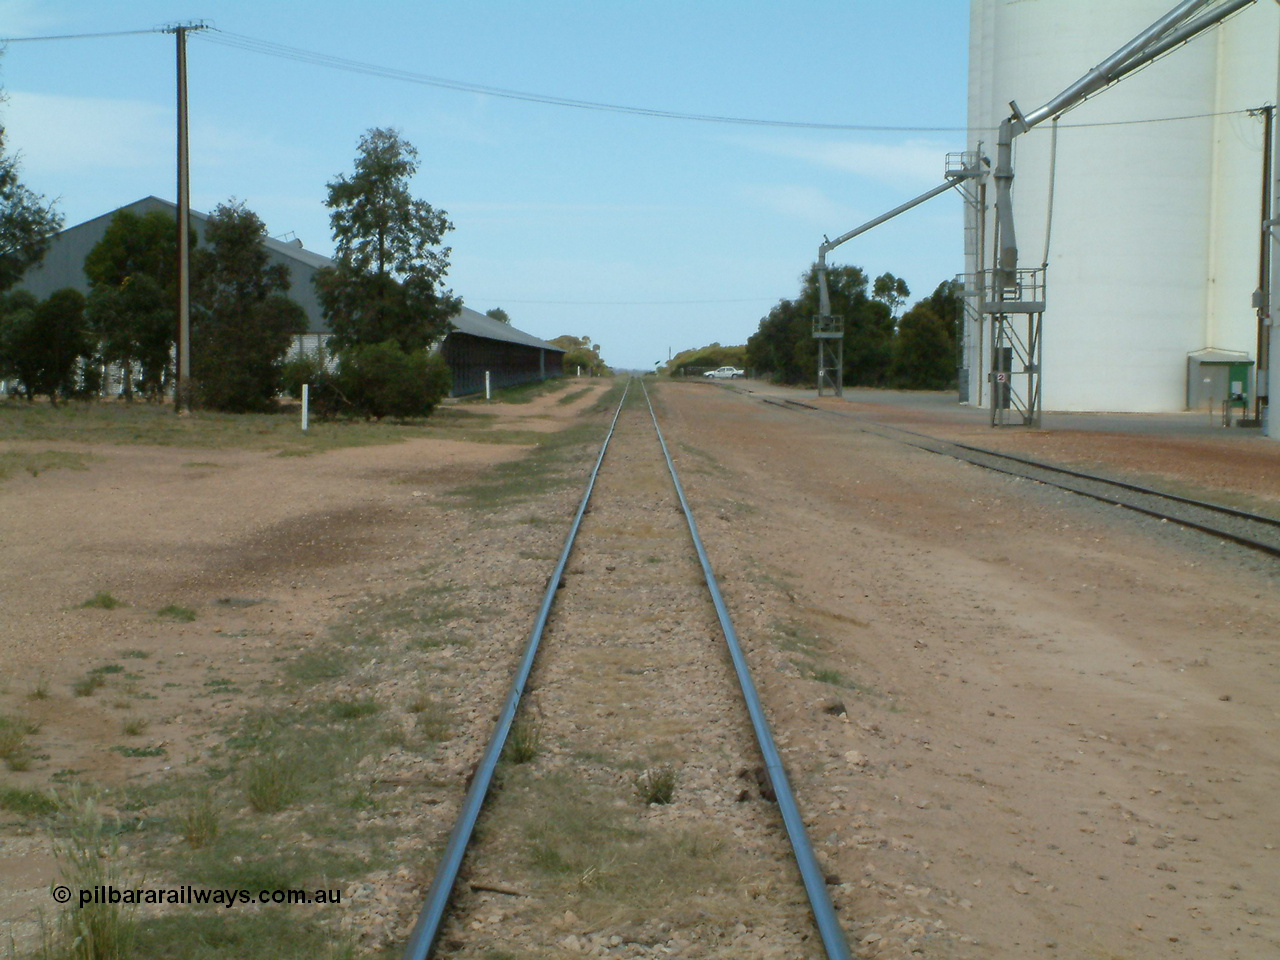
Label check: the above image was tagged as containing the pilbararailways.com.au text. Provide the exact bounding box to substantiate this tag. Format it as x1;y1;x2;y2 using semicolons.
59;884;342;909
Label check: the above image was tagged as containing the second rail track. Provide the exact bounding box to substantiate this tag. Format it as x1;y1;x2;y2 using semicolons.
762;396;1280;560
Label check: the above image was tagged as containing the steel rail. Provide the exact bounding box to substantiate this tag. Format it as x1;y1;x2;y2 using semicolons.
833;407;1280;530
762;396;1280;559
400;380;631;960
953;442;1280;528
642;382;853;960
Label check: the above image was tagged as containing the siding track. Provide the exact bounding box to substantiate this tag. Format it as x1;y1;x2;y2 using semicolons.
763;397;1280;559
402;380;852;959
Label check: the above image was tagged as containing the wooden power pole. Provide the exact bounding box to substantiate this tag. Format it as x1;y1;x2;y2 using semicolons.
166;22;206;412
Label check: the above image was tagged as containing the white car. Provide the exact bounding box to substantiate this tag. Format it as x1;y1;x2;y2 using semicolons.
704;366;745;380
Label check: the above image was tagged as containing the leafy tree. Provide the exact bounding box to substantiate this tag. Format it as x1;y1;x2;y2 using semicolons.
746;264;893;387
0;126;62;294
83;210;180;290
190;201;307;412
872;272;910;320
281;343;331;401
83;210;189;400
485;307;512;325
550;334;608;375
85;275;172;401
315;127;460;354
664;342;746;376
746;296;809;384
0;287;89;403
890;280;961;389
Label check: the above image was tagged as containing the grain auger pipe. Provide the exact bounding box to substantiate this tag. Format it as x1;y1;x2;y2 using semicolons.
993;0;1258;286
814;156;984;396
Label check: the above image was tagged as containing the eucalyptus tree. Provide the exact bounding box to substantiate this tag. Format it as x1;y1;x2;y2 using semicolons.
310;129;456;417
315;127;460;353
0;126;62;294
83;210;191;400
190;201;306;412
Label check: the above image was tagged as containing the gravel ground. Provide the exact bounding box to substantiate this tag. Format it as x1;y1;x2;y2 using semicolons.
2;379;1278;960
436;391;824;958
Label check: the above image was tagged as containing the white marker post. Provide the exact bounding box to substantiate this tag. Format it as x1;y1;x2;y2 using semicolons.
485;371;491;401
301;383;309;433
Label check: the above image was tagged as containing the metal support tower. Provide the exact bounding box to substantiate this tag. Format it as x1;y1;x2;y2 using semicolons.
1269;19;1280;437
813;313;843;397
958;149;986;405
981;267;1045;426
814;151;984;398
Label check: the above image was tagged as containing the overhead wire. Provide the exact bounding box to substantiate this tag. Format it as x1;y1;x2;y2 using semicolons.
196;29;962;133
0;28;164;42
0;25;1258;134
194;28;1255;135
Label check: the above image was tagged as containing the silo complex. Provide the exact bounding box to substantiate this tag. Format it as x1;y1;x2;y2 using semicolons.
964;0;1278;414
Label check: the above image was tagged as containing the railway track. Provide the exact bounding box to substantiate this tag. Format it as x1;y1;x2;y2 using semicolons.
402;380;852;959
762;396;1280;559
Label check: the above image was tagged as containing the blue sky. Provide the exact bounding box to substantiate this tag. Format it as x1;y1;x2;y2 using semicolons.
0;1;971;370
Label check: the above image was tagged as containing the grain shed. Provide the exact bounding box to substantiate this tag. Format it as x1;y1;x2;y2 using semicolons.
20;198;567;399
441;306;565;397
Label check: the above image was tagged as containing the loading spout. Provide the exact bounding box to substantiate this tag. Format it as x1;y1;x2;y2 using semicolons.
995;0;1256;279
815;170;980;326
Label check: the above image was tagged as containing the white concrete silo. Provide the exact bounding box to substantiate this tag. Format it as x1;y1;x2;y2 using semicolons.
964;0;1279;414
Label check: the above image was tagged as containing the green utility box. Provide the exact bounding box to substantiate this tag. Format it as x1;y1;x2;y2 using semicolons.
1186;350;1254;414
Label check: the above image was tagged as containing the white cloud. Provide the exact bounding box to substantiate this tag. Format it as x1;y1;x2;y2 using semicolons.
741;183;856;227
3;90;171;173
0;1;62;38
735;135;956;188
451;199;675;216
1;88;316;188
415;94;503;148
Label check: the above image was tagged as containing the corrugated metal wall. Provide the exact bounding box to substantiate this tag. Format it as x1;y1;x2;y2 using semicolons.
441;333;564;396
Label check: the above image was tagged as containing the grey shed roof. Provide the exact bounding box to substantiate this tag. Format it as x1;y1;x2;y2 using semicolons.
19;196;337;334
21;197;563;351
448;306;566;353
85;197;335;272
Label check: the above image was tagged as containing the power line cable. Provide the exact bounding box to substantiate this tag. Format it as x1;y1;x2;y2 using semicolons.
196;28;1256;134
197;29;962;132
0;28;164;42
1;25;1261;135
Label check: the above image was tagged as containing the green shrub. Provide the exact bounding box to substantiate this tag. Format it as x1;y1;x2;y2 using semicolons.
73;674;106;697
177;790;221;849
0;714;39;770
504;720;540;765
80;591;125;610
244;754;304;813
309;341;451;420
327;698;380;721
407;693;451;741
121;716;148;736
634;765;679;805
0;784;58;817
45;788;137;959
281;348;331;400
